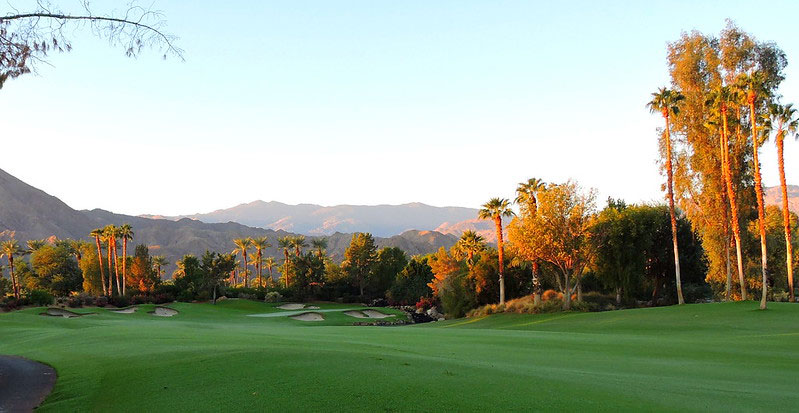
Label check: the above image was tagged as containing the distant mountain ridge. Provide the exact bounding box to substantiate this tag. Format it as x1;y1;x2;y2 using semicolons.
0;168;458;276
140;200;494;239
764;185;799;215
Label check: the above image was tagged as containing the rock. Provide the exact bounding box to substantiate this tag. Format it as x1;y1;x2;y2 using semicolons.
426;306;443;319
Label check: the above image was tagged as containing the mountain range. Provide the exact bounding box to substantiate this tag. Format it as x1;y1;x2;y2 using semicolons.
2;166;797;277
140;200;498;241
0;168;458;275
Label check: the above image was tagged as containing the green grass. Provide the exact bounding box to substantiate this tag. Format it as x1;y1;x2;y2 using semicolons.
1;300;797;412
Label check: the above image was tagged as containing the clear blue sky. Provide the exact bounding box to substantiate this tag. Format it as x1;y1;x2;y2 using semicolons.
1;1;797;215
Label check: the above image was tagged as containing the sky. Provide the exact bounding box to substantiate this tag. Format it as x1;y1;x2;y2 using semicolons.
1;1;798;216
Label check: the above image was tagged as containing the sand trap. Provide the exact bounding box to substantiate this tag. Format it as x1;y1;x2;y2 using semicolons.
305;305;320;309
343;310;368;318
277;303;306;310
41;308;93;318
150;306;179;317
109;307;137;314
290;312;324;322
362;309;395;319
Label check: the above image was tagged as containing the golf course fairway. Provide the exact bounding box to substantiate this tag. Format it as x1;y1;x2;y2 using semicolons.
1;300;797;411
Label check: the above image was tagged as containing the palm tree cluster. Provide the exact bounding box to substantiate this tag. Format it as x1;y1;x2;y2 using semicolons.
87;224;135;297
227;235;325;289
651;24;798;308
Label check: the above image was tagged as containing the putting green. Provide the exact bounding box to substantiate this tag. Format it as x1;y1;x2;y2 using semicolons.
0;300;797;411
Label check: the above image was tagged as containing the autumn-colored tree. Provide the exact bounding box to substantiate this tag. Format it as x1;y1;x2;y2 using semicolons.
507;182;595;310
706;85;749;300
666;22;786;300
478;198;514;305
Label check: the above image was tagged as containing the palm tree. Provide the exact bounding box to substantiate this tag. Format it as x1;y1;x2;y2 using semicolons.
764;103;798;302
251;236;271;288
66;239;86;268
515;178;546;304
26;239;47;251
737;72;771;309
232;237;253;288
1;239;27;299
456;230;485;271
103;225;121;295
90;228;107;296
152;255;167;279
515;178;546;216
311;238;328;259
264;257;276;286
291;236;308;257
707;85;748;301
119;224;134;295
648;87;686;305
278;236;292;287
478;198;515;305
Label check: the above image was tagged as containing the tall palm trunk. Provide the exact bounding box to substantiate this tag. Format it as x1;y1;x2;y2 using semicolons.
721;106;748;300
283;250;290;288
256;250;262;288
532;261;541;305
776;133;795;302
122;238;127;295
9;255;18;299
106;238;113;295
495;217;505;305
663;112;685;305
749;95;769;310
242;250;248;288
719;133;733;301
94;236;107;296
113;238;121;295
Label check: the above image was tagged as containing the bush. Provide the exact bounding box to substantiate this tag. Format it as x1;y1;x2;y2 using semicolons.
542;289;562;302
130;295;149;305
94;296;109;307
27;289;54;306
176;290;195;302
581;292;618;311
109;295;130;308
415;297;436;311
264;291;283;303
67;296;83;308
152;293;174;304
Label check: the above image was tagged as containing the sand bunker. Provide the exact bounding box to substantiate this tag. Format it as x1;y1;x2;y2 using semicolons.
150;306;179;317
362;309;395;318
343;309;395;319
343;310;369;318
109;307;137;314
277;303;306;310
289;312;324;322
41;308;93;318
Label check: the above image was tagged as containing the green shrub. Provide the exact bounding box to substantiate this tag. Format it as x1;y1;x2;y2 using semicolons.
264;291;283;303
27;289;54;306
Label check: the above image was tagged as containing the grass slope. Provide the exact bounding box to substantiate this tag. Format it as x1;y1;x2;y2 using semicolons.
0;301;797;411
